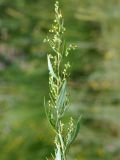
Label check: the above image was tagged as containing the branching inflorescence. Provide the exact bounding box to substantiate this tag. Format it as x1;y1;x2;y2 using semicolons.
44;1;81;160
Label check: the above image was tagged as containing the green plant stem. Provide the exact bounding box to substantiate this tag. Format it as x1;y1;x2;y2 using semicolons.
44;1;81;159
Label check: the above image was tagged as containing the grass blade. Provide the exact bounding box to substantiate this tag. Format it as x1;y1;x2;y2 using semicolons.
56;80;67;112
66;116;82;150
47;55;57;79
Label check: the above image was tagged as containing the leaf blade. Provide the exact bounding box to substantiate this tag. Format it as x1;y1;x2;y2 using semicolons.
55;145;61;160
56;80;67;112
66;116;82;150
47;55;57;79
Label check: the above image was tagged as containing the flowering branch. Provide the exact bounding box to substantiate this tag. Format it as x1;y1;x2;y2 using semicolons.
44;1;81;160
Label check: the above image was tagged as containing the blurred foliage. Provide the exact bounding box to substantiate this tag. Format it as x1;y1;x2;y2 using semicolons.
0;0;120;159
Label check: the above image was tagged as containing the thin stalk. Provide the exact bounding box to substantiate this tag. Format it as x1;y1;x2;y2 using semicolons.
44;1;81;160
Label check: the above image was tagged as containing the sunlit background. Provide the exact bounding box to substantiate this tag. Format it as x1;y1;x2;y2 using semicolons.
0;0;120;159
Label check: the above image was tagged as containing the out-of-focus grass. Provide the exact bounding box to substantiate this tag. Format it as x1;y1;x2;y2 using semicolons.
0;0;120;159
0;56;120;160
0;57;54;160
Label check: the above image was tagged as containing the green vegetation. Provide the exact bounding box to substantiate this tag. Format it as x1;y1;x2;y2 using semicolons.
44;2;80;159
0;0;120;160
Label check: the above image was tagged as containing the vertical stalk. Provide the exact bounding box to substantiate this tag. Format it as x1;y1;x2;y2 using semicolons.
44;1;81;160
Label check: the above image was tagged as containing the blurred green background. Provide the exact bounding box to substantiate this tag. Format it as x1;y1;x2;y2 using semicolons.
0;0;120;159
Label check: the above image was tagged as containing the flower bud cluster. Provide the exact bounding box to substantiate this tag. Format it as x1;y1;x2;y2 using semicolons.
65;44;77;57
63;62;70;78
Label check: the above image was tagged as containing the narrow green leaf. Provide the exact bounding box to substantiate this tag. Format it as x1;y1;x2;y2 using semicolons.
71;116;81;141
49;114;56;129
56;145;61;160
47;55;57;78
62;40;67;56
66;116;82;150
44;103;56;131
56;80;67;112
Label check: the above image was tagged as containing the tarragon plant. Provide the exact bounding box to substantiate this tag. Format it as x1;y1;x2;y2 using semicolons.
44;1;81;159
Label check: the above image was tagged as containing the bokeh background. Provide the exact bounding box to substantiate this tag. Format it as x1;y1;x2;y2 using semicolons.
0;0;120;159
